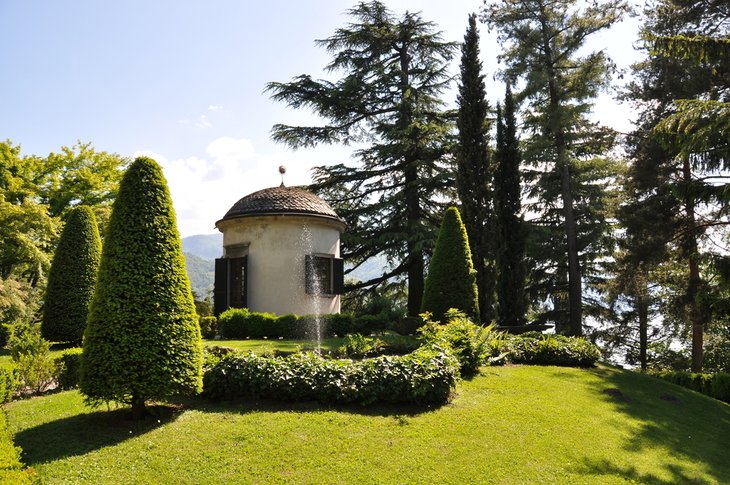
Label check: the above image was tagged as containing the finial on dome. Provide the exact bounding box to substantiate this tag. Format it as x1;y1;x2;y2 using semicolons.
279;165;286;187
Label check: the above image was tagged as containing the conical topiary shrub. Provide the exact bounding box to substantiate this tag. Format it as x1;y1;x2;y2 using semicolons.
421;206;480;322
80;157;202;418
42;206;101;344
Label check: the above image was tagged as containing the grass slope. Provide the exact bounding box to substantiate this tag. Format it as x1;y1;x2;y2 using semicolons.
5;364;730;484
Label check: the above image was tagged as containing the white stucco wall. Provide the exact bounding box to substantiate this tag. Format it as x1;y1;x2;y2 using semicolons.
216;214;344;315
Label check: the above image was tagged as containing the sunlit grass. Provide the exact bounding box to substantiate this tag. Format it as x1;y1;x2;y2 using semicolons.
0;338;344;372
6;364;730;484
204;337;347;354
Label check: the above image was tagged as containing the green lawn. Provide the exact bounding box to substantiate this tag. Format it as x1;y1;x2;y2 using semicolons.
5;364;730;484
206;337;347;354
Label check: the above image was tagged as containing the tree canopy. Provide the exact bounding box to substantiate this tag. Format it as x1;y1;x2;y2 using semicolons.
267;1;456;316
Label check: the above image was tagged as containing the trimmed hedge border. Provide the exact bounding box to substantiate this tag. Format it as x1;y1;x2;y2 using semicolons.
651;370;730;404
203;345;459;405
217;308;393;339
56;349;83;390
0;369;18;404
0;410;38;483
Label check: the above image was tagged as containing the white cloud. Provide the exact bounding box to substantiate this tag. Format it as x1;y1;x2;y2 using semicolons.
195;115;212;129
134;138;352;237
208;105;223;112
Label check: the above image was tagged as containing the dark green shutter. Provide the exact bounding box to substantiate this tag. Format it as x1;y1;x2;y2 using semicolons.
213;258;229;316
333;257;344;295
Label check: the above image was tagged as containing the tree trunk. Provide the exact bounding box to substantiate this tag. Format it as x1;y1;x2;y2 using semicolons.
636;273;649;371
539;10;582;336
559;148;583;336
398;40;425;317
405;161;424;316
130;391;147;420
683;156;704;372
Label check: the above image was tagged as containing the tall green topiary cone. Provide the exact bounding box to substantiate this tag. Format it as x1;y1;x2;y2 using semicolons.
421;207;480;322
42;206;102;344
80;157;202;418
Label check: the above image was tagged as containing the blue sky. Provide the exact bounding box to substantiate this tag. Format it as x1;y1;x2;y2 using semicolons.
0;0;641;237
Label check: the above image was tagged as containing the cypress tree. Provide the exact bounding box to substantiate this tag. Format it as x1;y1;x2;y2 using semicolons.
455;13;495;323
41;206;101;344
494;87;527;327
421;207;479;322
80;157;202;418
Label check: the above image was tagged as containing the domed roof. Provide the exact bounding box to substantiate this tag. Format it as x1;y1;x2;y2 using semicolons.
217;184;343;224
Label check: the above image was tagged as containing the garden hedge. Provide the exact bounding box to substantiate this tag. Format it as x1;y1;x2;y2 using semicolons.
0;410;37;483
56;348;83;390
203;345;459;405
81;157;203;416
42;206;101;344
217;308;391;339
651;370;730;404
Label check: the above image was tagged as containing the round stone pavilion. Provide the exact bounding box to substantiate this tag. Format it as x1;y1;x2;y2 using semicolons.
213;183;346;316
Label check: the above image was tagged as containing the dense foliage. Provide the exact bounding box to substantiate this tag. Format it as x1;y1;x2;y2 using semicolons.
482;0;628;336
0;140;126;334
494;88;528;327
41;206;101;344
55;349;83;390
80;157;203;417
6;322;57;394
502;333;600;368
0;370;18;404
419;310;498;376
455;14;496;322
199;316;218;339
652;370;730;405
268;1;456;316
596;0;730;372
203;346;459;405
421;207;480;322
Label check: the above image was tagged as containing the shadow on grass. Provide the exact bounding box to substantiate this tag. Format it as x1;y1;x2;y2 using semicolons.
187;394;442;420
543;365;730;484
15;392;439;467
14;403;181;466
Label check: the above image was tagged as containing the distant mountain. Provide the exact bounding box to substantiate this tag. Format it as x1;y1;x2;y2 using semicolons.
184;252;215;298
347;254;388;283
182;234;223;260
181;233;389;296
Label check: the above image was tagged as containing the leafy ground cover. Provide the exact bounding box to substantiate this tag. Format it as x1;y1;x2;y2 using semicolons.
5;364;730;484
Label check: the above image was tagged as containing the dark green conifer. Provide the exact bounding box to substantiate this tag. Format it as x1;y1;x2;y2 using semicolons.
494;87;528;326
80;157;202;418
421;207;480;322
455;13;495;323
42;206;101;344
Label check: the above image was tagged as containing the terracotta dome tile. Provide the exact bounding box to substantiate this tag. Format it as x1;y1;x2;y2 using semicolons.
220;185;341;221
